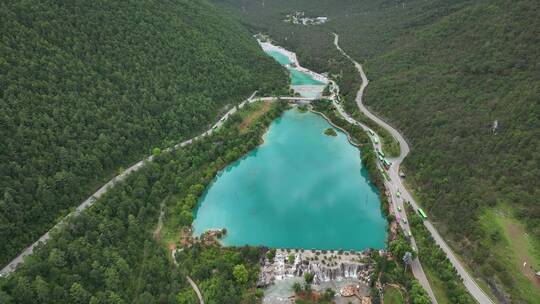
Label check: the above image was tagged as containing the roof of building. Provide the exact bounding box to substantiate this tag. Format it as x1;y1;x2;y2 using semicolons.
340;285;359;297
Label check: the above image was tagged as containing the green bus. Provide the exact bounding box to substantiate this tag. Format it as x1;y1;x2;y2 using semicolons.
377;149;385;158
418;208;428;219
383;158;391;167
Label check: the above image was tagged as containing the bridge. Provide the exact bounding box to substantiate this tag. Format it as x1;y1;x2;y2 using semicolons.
255;96;318;101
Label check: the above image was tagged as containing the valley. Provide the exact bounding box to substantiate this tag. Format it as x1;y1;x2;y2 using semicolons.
1;1;538;303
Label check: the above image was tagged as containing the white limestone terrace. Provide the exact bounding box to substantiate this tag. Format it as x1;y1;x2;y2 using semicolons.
258;249;376;287
257;38;329;99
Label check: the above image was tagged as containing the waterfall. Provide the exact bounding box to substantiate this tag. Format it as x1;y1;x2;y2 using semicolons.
258;249;376;287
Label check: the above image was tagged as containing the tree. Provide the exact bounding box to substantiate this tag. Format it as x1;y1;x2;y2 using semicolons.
292;282;302;293
152;147;161;156
177;289;198;304
410;280;431;304
33;276;49;303
48;248;66;268
233;264;249;285
70;282;90;304
321;288;335;301
266;249;276;262
389;238;413;261
288;253;295;264
303;272;314;284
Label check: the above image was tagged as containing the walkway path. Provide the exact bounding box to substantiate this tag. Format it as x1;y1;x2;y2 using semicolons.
187;276;205;304
0;91;259;276
332;33;494;304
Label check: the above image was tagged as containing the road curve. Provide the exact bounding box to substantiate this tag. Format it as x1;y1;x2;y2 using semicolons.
187;276;205;304
0;91;259;276
330;34;437;304
333;33;494;304
326;80;436;303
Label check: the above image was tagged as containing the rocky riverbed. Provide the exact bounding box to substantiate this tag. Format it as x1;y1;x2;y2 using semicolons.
259;249;378;304
258;249;377;287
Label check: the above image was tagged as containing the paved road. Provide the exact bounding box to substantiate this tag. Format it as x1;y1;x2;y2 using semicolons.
326;70;438;304
0;91;259;276
333;33;494;304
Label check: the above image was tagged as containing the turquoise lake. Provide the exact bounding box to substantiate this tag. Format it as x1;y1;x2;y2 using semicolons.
266;50;325;86
193;109;387;250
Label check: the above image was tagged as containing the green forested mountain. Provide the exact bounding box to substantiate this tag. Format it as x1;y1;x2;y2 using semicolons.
0;0;287;267
215;0;539;302
0;101;289;303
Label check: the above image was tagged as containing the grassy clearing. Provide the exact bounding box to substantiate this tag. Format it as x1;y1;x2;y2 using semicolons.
479;206;540;302
401;176;501;303
239;101;271;132
383;286;404;304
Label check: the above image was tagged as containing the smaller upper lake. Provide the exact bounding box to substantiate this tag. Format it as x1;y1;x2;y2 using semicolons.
265;50;325;86
193;109;387;250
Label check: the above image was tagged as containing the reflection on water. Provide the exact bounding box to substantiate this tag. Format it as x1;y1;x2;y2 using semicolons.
193;110;387;250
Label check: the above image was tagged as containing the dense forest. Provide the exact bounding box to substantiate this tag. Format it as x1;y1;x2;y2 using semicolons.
0;0;288;267
0;100;289;303
215;0;539;302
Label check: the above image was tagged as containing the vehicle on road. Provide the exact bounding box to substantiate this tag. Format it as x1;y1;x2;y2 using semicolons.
396;191;401;198
408;231;412;237
402;218;407;224
377;149;385;158
418;208;428;220
398;207;402;212
373;138;379;144
368;129;375;136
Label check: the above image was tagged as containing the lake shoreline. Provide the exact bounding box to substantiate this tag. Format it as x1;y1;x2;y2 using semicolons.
193;109;387;251
310;108;360;148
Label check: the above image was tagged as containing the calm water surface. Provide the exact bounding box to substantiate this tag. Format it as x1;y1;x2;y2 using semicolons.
266;50;324;86
193;110;386;250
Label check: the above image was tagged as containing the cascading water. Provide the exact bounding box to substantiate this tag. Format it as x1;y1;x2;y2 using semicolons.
258;249;377;287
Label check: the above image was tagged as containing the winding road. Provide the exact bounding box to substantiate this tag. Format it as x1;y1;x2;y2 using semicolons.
1;33;494;304
0;91;259;276
332;33;494;304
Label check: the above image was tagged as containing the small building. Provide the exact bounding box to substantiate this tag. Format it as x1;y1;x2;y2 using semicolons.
340;285;359;297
